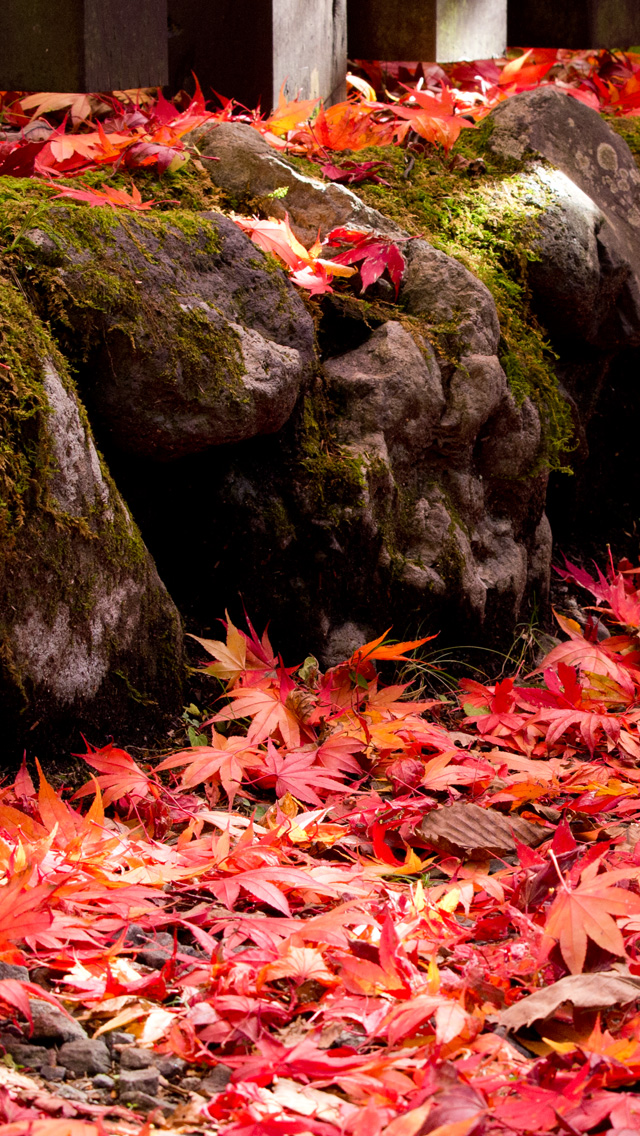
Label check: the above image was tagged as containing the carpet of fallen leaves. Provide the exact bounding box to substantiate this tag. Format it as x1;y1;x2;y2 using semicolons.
1;557;640;1135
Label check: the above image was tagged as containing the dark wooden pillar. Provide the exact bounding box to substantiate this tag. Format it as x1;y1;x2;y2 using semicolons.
348;0;507;63
0;0;168;92
509;0;640;49
168;0;346;110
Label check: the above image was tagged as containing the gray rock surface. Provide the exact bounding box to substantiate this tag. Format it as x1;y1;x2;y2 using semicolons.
28;1000;87;1043
119;1090;173;1115
120;1047;157;1070
187;121;401;247
57;1039;110;1076
0;963;29;982
153;1054;186;1080
324;321;445;464
490;87;640;349
200;1064;233;1094
119;1065;161;1098
39;1066;66;1081
0;295;184;754
93;1073;115;1089
0;1040;52;1068
401;240;501;357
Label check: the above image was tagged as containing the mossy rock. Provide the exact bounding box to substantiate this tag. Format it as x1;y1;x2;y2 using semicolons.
0;274;183;761
12;202;315;460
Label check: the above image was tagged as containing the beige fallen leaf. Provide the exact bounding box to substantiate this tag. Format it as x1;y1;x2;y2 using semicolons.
270;1078;345;1123
418;802;548;858
499;970;640;1032
0;1062;40;1091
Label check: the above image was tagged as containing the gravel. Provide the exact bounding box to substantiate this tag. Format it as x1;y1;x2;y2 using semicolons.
119;1065;160;1098
57;1039;111;1076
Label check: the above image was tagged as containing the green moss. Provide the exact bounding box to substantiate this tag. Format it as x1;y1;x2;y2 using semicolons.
298;392;366;522
605;115;640;164
0;278;53;540
263;497;296;547
4;203;245;404
434;522;467;588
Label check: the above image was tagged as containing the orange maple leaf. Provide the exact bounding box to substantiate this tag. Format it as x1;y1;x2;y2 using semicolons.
73;743;156;807
539;857;640;974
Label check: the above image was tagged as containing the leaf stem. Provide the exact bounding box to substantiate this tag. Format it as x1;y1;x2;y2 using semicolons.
549;849;571;893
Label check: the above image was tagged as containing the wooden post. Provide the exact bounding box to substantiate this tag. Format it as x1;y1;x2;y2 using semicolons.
508;0;640;50
0;0;168;91
347;0;507;63
168;0;347;110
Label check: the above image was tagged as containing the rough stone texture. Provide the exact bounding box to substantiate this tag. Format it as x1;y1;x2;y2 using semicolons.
0;1040;52;1069
401;239;501;357
0;278;184;756
120;1048;157;1070
28;1000;87;1044
22;208;315;462
119;1065;161;1098
490;87;640;351
119;1090;173;1115
93;1074;115;1090
0;963;29;982
488;88;640;556
200;1064;233;1094
57;1040;110;1076
324;321;445;464
187;122;403;248
40;1066;66;1082
97;121;549;657
153;1054;187;1080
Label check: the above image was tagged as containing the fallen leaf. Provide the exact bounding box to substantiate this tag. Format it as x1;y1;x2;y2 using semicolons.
418;802;548;857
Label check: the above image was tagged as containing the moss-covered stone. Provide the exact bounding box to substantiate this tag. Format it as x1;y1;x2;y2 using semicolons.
303;139;573;471
3;200;315;460
0;262;184;762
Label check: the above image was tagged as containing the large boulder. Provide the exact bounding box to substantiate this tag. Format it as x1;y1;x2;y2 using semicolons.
490;87;640;352
0;278;183;757
488;88;640;552
24;208;315;460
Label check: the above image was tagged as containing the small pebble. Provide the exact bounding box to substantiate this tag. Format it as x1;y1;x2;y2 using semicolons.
54;1084;88;1102
200;1064;232;1094
179;1076;202;1092
57;1038;110;1076
119;1065;160;1097
0;963;29;982
39;1066;66;1082
119;1047;156;1070
0;1041;51;1068
152;1054;186;1080
29;1000;87;1044
105;1031;136;1050
92;1073;115;1090
119;1089;173;1115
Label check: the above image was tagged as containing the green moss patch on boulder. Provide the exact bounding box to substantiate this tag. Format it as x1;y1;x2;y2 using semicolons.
9;202;315;460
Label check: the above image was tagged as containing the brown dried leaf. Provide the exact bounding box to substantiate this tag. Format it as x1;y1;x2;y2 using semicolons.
418;802;547;857
499;971;640;1032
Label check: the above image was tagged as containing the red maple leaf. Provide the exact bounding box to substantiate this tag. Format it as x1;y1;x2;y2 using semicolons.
255;740;351;806
73;742;157;807
325;229;408;297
